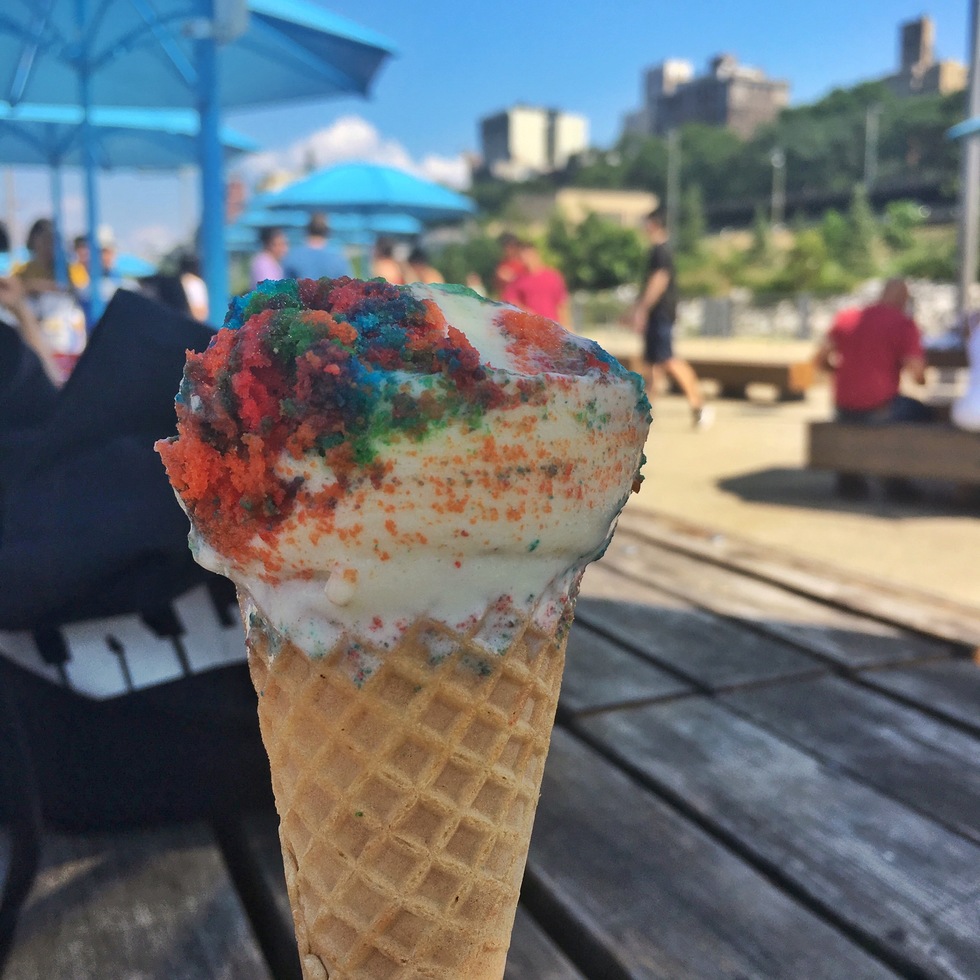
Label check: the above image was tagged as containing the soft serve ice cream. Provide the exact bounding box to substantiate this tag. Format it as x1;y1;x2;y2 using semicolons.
157;278;650;680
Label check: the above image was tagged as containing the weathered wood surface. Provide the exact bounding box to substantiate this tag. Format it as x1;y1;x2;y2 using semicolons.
576;569;826;691
504;907;587;980
3;514;978;979
1;824;272;980
615;508;980;648
722;675;980;844
862;659;980;734
808;421;980;483
576;697;980;980
524;730;899;980
592;529;952;670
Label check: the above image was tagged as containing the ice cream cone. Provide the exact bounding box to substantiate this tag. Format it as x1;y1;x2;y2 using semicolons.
244;602;568;980
157;278;650;977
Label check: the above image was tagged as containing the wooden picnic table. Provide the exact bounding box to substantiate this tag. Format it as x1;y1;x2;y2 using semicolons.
3;510;979;979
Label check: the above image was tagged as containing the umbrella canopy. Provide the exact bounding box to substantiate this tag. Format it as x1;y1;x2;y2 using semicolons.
0;0;394;111
0;0;395;316
0;101;255;285
266;162;475;223
0;103;257;169
239;205;423;234
113;253;157;278
226;209;422;254
948;117;980;140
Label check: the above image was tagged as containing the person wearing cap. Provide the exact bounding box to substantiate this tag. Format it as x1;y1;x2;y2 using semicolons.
283;213;352;282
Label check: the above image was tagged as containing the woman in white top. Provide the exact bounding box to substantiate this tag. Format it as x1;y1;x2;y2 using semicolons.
178;253;209;322
952;309;980;431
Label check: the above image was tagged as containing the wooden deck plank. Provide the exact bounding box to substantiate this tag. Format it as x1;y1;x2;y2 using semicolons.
1;824;272;980
597;528;954;670
561;621;692;714
578;565;827;690
505;907;587;979
523;729;900;980
722;676;980;844
615;509;980;648
576;699;980;980
862;660;980;735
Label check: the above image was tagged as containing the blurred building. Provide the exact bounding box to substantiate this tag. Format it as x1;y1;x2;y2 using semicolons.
623;54;789;139
480;105;589;180
506;188;659;235
885;16;966;97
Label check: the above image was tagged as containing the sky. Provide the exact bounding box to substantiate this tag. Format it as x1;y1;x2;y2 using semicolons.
3;0;972;258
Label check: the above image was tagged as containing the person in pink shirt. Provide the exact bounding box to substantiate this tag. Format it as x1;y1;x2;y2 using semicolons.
502;241;570;325
250;226;289;286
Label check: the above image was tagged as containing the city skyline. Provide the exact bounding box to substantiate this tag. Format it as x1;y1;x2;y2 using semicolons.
3;0;970;258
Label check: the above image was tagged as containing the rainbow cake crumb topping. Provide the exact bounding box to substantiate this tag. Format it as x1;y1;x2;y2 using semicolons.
158;278;650;673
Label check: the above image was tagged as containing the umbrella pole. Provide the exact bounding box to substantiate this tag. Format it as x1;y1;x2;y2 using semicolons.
76;0;103;324
48;165;69;287
197;29;229;323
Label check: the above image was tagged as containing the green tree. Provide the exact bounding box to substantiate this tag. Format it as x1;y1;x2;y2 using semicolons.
677;184;706;256
546;212;644;291
844;184;878;276
882;199;925;250
820;209;850;263
435;231;500;291
749;205;772;260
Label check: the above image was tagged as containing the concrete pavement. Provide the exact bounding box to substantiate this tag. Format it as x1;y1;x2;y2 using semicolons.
599;334;980;611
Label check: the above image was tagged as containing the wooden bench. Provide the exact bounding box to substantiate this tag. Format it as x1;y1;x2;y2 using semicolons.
4;513;980;978
807;421;980;483
684;356;815;400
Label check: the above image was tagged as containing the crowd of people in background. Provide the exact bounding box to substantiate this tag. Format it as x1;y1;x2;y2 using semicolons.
0;217;210;386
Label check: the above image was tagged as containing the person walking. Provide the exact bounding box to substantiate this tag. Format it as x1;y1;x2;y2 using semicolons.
631;206;712;429
282;213;351;281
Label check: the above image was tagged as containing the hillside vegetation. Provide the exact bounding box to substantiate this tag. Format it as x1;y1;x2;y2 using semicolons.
443;82;966;301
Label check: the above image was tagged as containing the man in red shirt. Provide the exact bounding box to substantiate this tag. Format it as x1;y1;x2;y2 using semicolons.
816;278;928;419
815;277;930;498
503;242;570;325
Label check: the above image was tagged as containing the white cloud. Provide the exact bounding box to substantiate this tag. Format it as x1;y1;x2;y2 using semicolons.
130;222;183;260
238;115;471;190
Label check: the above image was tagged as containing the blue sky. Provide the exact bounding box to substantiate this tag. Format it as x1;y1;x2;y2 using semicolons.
3;0;971;258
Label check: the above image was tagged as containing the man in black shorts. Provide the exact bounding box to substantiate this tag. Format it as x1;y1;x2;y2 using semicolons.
632;207;712;428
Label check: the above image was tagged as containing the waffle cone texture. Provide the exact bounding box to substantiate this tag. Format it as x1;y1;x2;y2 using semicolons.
245;606;569;979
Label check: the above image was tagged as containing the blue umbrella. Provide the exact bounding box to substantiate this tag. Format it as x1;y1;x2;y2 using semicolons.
0;0;395;316
266;162;476;223
113;253;157;278
0;103;257;169
0;102;257;284
226;209;422;254
240;204;423;234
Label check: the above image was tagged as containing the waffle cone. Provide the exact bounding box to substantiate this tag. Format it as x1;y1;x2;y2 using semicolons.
244;606;568;979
